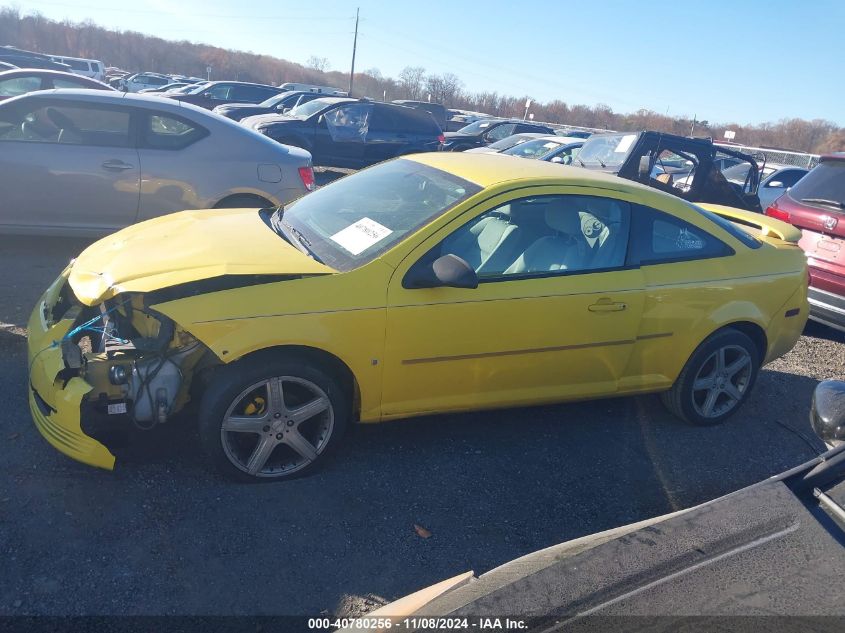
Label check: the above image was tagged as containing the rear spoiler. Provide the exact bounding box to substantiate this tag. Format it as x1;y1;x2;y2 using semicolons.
697;203;802;243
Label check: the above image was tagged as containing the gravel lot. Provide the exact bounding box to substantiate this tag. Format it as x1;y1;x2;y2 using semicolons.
0;234;843;617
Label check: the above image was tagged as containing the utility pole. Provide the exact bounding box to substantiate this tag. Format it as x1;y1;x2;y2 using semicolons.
348;7;359;96
690;114;697;137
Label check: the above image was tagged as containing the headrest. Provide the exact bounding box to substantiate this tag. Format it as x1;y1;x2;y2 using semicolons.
544;197;583;235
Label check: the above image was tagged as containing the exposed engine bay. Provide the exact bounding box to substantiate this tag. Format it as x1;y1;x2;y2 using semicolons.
54;288;213;430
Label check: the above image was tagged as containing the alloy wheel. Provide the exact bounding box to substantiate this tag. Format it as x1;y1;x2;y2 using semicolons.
220;376;334;478
691;345;753;419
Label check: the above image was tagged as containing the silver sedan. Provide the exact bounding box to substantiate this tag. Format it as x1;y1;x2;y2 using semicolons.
0;89;314;236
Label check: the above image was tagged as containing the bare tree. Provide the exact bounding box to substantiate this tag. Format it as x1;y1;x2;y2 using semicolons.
306;55;330;72
398;66;425;100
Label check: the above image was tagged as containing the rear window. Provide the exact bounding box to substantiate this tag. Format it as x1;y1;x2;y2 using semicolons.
788;160;845;206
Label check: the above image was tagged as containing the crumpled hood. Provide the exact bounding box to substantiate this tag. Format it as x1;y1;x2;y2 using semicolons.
68;208;335;305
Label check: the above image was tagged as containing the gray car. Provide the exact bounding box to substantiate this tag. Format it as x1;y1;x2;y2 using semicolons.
0;90;313;236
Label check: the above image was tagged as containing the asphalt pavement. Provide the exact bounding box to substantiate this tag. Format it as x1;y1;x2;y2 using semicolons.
0;234;842;617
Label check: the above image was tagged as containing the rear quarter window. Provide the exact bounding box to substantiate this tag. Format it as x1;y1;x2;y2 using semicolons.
629;204;734;265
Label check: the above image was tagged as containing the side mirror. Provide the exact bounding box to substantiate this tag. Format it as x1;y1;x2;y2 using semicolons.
767;180;784;188
550;156;564;164
317;114;325;124
638;155;651;179
404;254;479;289
810;380;845;447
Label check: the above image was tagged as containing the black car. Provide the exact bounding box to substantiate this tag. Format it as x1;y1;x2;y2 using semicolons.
166;81;283;110
442;118;555;151
392;99;448;129
0;46;69;72
243;97;445;169
213;90;326;122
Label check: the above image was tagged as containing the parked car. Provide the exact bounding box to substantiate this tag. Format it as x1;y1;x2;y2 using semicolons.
120;72;173;93
27;153;807;480
464;132;547;154
765;155;845;332
501;135;584;163
167;81;209;95
213;90;325;121
757;165;809;209
0;69;115;101
243;97;444;168
576;131;764;212
554;128;592;139
0;46;70;72
48;55;105;81
0;61;17;71
166;80;283;110
442;119;555;151
392;100;448;130
278;82;347;95
345;386;845;629
0;90;314;236
138;82;191;94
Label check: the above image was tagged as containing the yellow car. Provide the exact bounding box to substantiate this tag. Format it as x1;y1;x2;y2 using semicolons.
27;153;808;481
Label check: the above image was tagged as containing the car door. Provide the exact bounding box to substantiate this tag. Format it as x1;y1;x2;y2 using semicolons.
312;102;371;167
0;97;139;233
381;190;645;417
363;104;405;164
135;110;210;222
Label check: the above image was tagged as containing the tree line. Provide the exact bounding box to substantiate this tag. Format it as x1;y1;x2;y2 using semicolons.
2;7;842;153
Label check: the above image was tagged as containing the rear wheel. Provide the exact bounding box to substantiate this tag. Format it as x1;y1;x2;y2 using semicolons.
199;356;349;481
660;328;760;426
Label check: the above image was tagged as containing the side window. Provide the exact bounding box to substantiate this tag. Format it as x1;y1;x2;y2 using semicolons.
771;170;805;188
630;205;731;265
0;76;42;97
368;106;402;133
142;113;207;150
5;101;130;147
324;103;371;141
232;85;272;101
205;84;232;100
52;77;86;89
486;123;515;142
650;149;698;193
436;195;631;279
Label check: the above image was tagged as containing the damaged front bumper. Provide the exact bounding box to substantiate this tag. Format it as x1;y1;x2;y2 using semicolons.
26;269;115;470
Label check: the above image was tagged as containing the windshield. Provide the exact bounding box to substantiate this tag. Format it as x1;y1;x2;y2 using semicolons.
287;98;339;119
183;83;208;94
788;160;845;206
456;119;498;135
486;134;533;151
273;159;481;271
503;138;564;158
577;133;639;168
259;90;296;107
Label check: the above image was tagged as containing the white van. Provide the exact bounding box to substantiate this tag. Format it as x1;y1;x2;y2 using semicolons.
278;82;347;95
48;55;106;81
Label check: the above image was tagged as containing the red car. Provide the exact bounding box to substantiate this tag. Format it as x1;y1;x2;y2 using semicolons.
766;154;845;331
0;69;114;101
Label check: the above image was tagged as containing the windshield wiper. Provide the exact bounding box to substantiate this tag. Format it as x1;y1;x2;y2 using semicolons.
268;208;321;261
576;156;586;167
801;198;845;210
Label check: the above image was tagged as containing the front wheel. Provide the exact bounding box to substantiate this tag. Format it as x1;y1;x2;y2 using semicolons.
661;328;760;426
199;356;349;481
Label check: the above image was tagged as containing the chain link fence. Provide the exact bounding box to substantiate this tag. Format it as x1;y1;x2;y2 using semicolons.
715;143;820;169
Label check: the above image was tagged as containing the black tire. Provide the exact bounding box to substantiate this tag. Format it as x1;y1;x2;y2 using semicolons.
213;194;273;209
660;328;761;426
198;354;350;482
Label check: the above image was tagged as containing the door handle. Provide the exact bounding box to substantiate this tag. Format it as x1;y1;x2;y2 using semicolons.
101;160;134;171
588;300;627;312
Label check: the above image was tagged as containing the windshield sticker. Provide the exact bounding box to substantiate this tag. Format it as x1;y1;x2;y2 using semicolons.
614;134;637;153
330;217;393;255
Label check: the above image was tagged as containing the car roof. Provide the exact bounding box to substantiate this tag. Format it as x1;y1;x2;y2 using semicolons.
0;69;114;88
12;89;218;115
202;80;278;88
405;151;654;191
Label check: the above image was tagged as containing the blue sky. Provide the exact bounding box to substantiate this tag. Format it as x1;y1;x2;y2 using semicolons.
11;0;845;125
